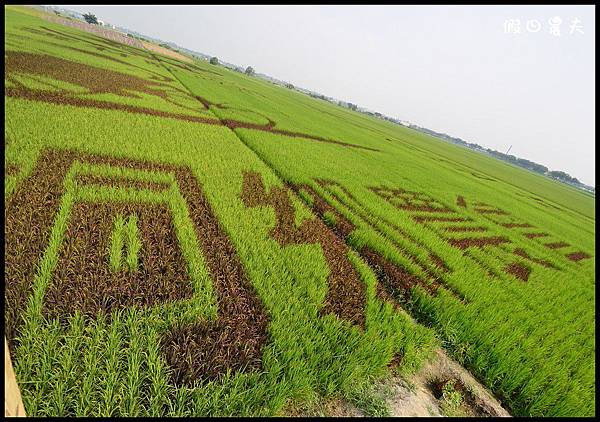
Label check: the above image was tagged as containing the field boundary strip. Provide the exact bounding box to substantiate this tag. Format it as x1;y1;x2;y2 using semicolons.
43;14;144;48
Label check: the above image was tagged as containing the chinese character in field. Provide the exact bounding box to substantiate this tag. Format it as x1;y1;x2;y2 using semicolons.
548;16;562;36
569;18;584;35
503;19;521;34
526;19;542;33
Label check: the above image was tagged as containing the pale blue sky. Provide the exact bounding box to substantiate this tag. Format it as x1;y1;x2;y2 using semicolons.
66;5;595;186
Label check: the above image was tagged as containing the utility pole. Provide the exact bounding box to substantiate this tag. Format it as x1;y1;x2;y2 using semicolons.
506;145;512;154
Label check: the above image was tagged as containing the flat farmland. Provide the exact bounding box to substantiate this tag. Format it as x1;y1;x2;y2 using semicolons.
4;5;595;417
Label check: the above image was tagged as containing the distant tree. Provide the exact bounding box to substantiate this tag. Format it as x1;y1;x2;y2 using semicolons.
285;83;294;89
347;103;358;111
210;57;219;65
83;12;99;25
245;66;255;76
548;170;579;184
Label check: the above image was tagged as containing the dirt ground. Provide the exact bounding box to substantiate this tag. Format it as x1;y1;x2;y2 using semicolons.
384;348;510;417
285;348;511;417
141;41;194;63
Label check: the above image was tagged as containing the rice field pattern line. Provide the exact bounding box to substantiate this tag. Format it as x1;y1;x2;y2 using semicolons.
5;47;378;152
241;171;366;329
369;186;591;282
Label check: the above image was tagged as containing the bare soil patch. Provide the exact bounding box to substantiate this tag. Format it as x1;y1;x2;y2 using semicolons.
141;40;193;63
302;348;511;417
43;15;144;48
390;348;510;417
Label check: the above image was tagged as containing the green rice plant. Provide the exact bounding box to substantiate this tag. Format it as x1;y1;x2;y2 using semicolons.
76;314;107;415
124;214;141;272
121;308;145;416
99;311;124;417
322;210;337;227
439;379;465;417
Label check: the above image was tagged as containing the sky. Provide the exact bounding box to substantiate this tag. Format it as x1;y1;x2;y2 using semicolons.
66;5;595;186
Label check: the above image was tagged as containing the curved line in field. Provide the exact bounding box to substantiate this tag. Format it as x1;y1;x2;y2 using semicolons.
5;87;379;152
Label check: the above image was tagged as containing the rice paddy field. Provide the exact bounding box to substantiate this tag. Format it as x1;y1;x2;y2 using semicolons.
4;5;595;417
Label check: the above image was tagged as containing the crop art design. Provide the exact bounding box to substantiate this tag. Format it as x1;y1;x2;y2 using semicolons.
44;201;193;322
369;186;453;213
4;51;209;121
5;148;269;386
5;45;378;152
241;171;366;328
369;186;592;281
295;180;465;304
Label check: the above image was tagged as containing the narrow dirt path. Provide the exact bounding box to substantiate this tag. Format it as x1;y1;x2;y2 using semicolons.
285;348;511;417
382;348;510;417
